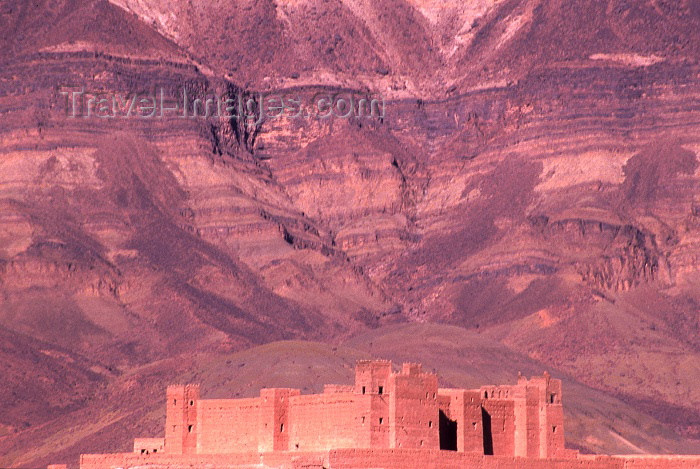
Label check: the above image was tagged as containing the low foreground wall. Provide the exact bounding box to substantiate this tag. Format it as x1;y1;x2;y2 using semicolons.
78;449;700;469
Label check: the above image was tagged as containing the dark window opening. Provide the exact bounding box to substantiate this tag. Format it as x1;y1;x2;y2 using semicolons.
173;399;177;405
141;449;146;454
280;423;284;432
295;443;299;449
482;407;493;455
439;409;457;451
428;420;433;428
189;400;194;406
379;417;383;424
361;416;365;424
362;386;366;395
552;425;557;433
378;386;384;395
153;449;157;453
550;394;555;404
484;391;488;399
188;425;193;433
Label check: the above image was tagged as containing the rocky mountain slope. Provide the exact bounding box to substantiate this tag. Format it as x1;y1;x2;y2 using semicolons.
0;0;698;466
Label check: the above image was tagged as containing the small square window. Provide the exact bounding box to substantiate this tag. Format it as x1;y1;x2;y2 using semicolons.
378;386;384;395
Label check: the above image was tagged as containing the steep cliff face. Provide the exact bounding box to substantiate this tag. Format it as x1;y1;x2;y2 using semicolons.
1;0;699;465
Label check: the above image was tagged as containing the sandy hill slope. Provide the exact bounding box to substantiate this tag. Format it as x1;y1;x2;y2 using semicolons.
0;0;698;466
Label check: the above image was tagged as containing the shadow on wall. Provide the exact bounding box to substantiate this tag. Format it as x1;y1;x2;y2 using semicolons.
439;409;458;451
482;407;493;456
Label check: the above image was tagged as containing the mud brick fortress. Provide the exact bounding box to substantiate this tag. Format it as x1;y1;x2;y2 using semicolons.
70;360;699;469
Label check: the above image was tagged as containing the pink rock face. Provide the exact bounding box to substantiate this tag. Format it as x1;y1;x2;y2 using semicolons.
0;0;699;467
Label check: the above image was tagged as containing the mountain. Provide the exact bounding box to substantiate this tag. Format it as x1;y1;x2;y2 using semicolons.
0;0;698;467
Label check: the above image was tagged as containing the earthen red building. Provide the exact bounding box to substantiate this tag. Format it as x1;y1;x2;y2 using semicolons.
74;360;700;469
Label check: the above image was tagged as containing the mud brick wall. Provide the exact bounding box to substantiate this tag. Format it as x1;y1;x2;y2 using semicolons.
197;398;262;453
288;393;360;451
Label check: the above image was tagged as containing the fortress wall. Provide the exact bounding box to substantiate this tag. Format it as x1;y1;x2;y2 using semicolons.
79;451;329;469
325;449;632;469
133;438;164;454
525;384;542;458
78;451;700;469
327;448;484;469
197;398;261;453
260;451;329;468
80;452;256;469
481;398;516;456
546;401;567;457
438;389;483;453
259;388;300;452
437;393;452;416
545;381;567;458
351;392;390;448
462;391;484;452
618;455;700;468
354;360;392;395
389;366;439;450
368;392;390;447
324;384;353;393
288;393;359;451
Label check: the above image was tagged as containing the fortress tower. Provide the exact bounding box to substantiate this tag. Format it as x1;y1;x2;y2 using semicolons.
388;363;439;450
516;371;566;459
164;384;200;455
